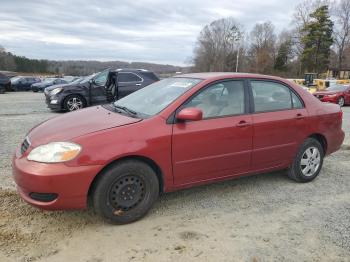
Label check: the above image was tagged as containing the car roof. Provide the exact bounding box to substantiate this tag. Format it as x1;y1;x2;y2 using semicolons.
111;68;152;73
174;72;287;81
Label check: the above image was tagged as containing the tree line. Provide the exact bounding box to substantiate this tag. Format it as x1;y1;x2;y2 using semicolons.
192;0;350;78
0;46;185;76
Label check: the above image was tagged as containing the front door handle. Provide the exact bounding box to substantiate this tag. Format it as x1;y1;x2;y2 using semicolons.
136;83;141;86
236;120;251;127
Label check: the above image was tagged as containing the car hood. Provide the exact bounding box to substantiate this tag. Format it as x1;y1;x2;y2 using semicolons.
28;106;141;146
45;82;78;91
44;83;67;91
313;90;339;96
32;82;50;87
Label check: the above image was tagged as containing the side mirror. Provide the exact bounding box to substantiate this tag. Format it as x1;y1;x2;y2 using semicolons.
176;107;203;122
89;79;94;84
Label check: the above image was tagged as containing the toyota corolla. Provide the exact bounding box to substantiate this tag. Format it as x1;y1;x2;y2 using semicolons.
13;73;344;224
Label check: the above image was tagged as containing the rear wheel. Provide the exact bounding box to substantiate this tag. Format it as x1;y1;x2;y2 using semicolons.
287;138;324;182
64;95;86;112
92;160;159;224
338;96;345;107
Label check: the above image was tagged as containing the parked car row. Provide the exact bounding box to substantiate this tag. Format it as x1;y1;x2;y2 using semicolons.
0;75;79;93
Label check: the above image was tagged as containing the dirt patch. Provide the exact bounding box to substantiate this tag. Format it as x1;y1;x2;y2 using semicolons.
0;188;99;260
341;144;350;150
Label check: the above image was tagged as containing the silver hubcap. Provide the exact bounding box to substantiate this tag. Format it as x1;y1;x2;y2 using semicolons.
338;97;345;107
67;97;83;111
300;147;321;177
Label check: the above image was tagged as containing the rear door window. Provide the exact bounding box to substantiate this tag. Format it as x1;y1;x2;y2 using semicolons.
251;81;302;112
118;73;142;82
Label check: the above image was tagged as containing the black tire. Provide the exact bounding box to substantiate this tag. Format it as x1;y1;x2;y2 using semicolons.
64;94;86;112
92;160;159;224
338;96;345;107
287;138;324;182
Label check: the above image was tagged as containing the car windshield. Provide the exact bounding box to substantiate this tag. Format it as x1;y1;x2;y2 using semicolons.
11;76;21;83
69;77;83;84
113;77;202;117
43;78;55;83
80;73;97;84
327;85;348;91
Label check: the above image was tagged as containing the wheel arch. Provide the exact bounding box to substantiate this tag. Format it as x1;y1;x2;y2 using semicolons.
308;133;327;154
87;155;165;200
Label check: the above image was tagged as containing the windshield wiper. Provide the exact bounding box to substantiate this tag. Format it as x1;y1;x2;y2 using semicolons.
114;105;138;116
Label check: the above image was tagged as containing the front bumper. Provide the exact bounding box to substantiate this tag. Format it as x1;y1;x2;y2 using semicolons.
12;148;103;210
44;92;62;110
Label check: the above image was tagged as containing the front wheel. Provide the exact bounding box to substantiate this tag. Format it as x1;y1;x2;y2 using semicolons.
338;96;345;107
287;138;324;182
64;95;86;112
92;160;159;224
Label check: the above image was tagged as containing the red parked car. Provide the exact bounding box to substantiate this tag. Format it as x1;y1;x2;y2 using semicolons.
13;73;344;224
313;84;350;107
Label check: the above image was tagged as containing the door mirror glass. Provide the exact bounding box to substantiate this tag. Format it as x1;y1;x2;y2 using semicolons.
177;107;203;121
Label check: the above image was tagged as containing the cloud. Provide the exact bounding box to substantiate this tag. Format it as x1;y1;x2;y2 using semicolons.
0;0;298;65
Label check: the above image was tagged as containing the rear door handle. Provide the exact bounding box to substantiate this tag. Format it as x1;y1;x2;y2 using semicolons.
236;120;251;127
296;113;304;120
136;83;142;86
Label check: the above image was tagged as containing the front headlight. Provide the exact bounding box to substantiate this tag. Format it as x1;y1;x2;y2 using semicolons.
27;142;81;163
50;87;63;96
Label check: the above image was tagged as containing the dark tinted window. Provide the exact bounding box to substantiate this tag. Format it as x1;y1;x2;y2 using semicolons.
118;73;142;82
142;72;159;81
251;81;302;112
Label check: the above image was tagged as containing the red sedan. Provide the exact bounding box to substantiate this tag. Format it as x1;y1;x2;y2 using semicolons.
13;73;344;224
313;84;350;107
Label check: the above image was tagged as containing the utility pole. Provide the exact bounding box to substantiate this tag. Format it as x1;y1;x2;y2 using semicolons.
235;46;240;72
228;25;242;73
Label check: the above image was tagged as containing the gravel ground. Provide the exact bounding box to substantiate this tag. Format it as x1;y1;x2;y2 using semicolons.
0;92;349;262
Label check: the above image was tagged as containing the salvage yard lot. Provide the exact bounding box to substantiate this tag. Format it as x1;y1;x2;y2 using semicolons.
0;92;349;261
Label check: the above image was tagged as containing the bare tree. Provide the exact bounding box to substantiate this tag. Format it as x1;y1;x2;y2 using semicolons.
248;22;276;74
193;18;244;72
333;0;350;72
0;45;16;71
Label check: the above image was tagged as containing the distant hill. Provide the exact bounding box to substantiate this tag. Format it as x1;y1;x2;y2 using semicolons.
0;46;191;76
48;60;190;76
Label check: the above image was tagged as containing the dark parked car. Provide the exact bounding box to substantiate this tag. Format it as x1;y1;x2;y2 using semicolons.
313;84;350;107
0;73;11;94
13;73;344;224
44;68;159;112
10;76;41;91
31;78;68;92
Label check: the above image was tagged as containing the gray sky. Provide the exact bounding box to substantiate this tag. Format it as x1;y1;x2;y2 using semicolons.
0;0;298;65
